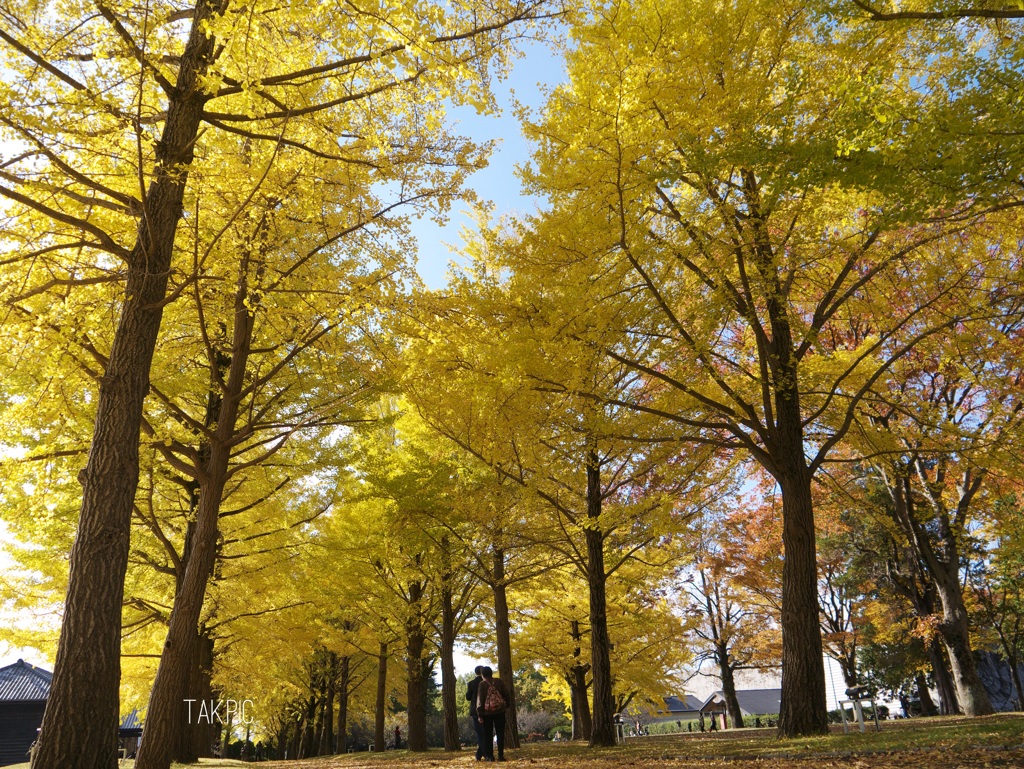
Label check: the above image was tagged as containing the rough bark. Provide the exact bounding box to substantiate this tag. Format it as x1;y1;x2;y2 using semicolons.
717;645;744;729
312;690;325;758
276;720;289;759
585;455;617;747
168;350;225;765
892;554;960;715
740;179;829;738
288;713;302;759
298;695;317;759
174;631;216;762
492;546;520;748
337;655;351;752
406;580;428;751
889;473;993;716
568;619;592;741
29;4;224;768
1012;660;1024;712
319;661;336;756
137;201;268;769
567;673;592;740
935;577;995;716
135;460;224;768
776;470;829;737
375;643;388;752
440;570;461;751
926;636;960;715
915;672;939;717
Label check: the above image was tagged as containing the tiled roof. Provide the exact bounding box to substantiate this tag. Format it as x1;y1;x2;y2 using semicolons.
0;659;52;702
120;709;143;731
663;694;704;712
735;688;782;716
702;688;783;716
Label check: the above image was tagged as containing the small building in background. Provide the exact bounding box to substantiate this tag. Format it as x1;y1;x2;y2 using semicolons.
0;659;144;763
119;709;144;758
700;687;782;728
0;659;52;766
654;694;705;723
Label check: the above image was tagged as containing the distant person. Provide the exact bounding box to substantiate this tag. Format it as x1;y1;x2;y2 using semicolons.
467;665;485;760
394;725;401;749
477;666;510;761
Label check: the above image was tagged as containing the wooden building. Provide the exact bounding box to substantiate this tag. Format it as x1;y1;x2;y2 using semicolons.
700;688;782;728
0;659;52;766
649;694;705;724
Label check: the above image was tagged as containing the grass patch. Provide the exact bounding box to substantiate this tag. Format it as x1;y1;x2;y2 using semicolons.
7;759;248;769
10;716;1022;769
258;714;1024;767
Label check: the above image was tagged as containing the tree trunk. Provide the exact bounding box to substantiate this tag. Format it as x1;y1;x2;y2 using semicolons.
585;455;617;747
171;630;202;764
915;672;938;717
568;619;592;741
838;656;859;691
492;546;520;748
288;714;302;759
318;666;335;756
135;461;225;769
375;642;388;752
717;646;744;729
299;695;317;759
776;469;828;737
221;709;233;757
1010;656;1024;712
567;670;592;741
311;693;324;758
276;719;289;759
886;463;992;717
175;631;216;762
926;637;960;715
933;578;995;716
440;570;461;751
136;218;263;769
28;6;224;769
746;199;828;738
337;655;351;752
169;354;225;766
406;580;428;751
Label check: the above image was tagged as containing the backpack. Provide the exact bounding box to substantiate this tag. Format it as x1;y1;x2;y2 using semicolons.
483;680;507;714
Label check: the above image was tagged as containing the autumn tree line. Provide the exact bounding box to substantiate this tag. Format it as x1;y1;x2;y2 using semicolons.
0;1;1022;768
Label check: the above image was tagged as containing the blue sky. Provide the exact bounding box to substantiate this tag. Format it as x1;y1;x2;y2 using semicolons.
410;38;565;288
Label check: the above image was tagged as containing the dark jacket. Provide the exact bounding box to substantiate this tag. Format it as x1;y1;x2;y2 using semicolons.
477;676;511;715
467;675;483;717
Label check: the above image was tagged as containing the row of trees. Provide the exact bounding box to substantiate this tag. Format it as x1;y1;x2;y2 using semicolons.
0;0;562;766
0;1;1022;766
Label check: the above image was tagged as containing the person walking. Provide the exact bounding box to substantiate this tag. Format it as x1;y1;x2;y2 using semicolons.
477;666;511;762
467;665;485;760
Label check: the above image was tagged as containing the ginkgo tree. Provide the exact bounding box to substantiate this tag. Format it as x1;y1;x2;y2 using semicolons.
396;235;721;747
0;0;558;765
501;0;1021;736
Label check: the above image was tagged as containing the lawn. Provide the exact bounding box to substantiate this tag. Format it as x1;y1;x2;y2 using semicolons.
9;716;1022;769
257;714;1024;769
